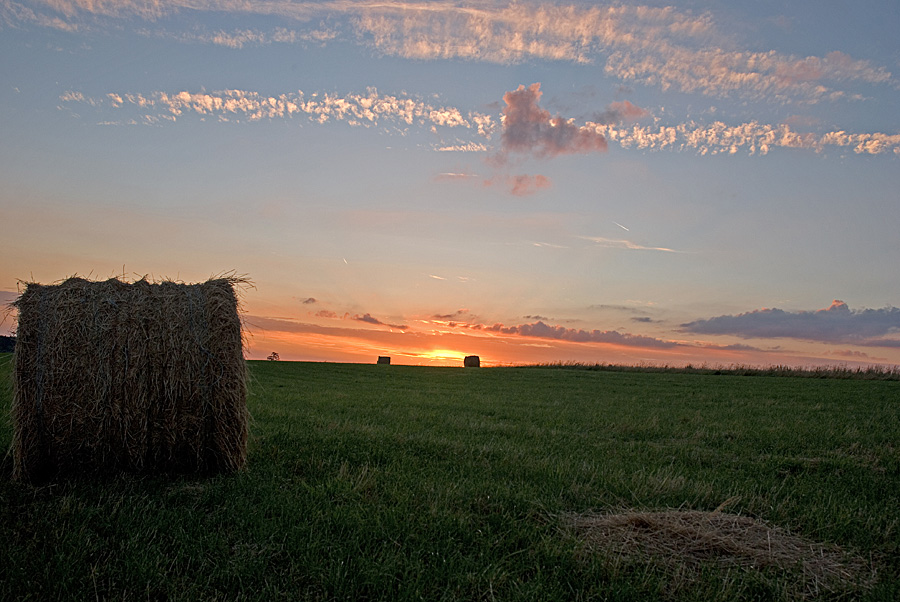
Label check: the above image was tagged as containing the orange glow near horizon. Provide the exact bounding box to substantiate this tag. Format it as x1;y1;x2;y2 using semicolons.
4;303;897;368
200;297;900;369
242;322;898;369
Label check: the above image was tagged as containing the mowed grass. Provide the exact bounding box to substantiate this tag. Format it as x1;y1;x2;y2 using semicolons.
0;355;898;601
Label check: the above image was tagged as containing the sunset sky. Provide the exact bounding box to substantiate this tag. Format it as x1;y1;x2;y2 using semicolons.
2;0;899;367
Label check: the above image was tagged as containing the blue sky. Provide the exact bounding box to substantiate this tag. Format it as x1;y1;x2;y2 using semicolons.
2;0;899;366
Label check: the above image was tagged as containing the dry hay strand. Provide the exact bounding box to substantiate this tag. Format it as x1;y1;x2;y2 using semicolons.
566;509;874;598
11;275;250;483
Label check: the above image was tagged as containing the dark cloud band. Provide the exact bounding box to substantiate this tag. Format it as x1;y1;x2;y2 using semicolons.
682;300;900;345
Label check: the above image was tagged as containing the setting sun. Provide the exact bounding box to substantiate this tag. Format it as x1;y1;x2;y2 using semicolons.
418;349;469;365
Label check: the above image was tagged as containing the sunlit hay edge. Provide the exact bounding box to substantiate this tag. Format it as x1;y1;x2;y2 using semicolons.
11;275;250;483
564;509;876;598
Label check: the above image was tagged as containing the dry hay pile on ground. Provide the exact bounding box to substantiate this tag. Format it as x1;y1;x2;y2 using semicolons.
11;276;249;483
566;508;874;599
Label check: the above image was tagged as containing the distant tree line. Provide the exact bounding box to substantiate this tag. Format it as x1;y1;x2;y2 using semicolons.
0;335;15;353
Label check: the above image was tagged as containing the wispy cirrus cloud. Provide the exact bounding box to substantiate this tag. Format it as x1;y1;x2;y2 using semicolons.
150;26;339;49
580;236;682;253
351;3;892;102
14;1;893;103
433;172;478;181
604;46;891;103
682;300;900;345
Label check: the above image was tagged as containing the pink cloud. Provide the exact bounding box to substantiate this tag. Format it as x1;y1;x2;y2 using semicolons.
500;83;607;159
592;100;649;124
483;173;552;196
508;174;551;196
476;82;606;196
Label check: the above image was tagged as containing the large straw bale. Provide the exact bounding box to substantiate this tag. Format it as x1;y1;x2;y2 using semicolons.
11;276;249;482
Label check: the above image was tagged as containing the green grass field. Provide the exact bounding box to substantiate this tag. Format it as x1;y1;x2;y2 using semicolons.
1;355;898;600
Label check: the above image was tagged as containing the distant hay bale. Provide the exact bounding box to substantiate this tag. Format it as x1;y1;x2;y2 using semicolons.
11;276;249;483
377;356;391;365
464;355;480;367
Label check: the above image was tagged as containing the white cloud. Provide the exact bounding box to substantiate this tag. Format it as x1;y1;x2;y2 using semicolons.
435;142;488;152
590;120;900;156
60;87;496;134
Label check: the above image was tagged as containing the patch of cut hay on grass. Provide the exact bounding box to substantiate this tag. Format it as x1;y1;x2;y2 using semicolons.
565;509;874;599
11;275;250;483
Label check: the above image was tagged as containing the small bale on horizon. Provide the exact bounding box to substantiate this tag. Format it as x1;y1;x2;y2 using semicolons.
377;356;391;365
464;355;480;368
11;276;249;483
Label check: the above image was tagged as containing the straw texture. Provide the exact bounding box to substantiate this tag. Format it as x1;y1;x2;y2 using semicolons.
11;276;249;482
567;509;872;598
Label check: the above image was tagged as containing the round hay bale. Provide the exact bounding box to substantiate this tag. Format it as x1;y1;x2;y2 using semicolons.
11;276;250;482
